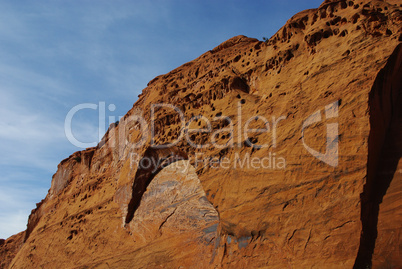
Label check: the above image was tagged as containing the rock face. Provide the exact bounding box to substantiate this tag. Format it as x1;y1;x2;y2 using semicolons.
0;232;24;269
2;0;401;268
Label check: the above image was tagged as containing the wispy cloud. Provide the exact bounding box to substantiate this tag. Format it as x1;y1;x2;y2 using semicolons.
0;183;48;239
0;0;324;239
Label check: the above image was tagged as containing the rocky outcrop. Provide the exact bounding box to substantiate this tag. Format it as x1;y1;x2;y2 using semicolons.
125;146;188;224
2;0;401;268
23;147;96;243
0;232;24;269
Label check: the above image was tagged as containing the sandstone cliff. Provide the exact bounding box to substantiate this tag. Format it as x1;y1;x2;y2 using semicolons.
1;0;401;268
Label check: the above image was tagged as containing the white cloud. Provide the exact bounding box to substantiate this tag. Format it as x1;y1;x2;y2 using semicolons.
0;184;48;239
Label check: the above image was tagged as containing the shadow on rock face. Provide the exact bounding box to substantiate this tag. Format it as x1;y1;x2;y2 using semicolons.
125;146;188;224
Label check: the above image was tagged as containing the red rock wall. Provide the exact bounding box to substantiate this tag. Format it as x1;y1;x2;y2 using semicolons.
2;0;401;268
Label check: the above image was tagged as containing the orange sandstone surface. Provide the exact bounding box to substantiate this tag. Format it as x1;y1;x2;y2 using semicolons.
1;0;401;268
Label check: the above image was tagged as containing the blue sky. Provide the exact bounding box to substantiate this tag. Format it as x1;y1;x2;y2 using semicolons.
0;0;323;239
